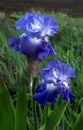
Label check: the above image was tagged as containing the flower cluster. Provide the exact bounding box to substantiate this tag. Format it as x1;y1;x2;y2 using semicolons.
34;60;76;105
8;12;76;106
8;12;58;60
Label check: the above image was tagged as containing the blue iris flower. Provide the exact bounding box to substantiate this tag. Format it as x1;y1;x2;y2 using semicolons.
8;12;58;60
16;12;59;37
34;60;76;105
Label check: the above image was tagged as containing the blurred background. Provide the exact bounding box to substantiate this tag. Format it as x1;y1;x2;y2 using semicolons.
0;0;83;17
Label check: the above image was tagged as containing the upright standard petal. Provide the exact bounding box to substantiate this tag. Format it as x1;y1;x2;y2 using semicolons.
16;12;59;37
40;68;57;84
41;15;59;36
48;60;76;82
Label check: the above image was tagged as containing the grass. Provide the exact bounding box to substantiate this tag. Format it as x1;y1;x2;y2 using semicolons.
0;12;83;129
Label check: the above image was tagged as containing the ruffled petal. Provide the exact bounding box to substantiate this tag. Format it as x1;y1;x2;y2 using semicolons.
61;89;75;102
41;15;59;36
59;84;75;102
37;41;56;60
34;82;59;105
16;17;27;31
40;68;56;83
15;12;59;37
34;90;48;106
8;35;56;61
8;38;21;51
35;83;46;93
48;60;76;80
48;91;58;103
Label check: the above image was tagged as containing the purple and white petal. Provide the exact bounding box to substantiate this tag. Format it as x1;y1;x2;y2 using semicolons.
8;34;56;61
48;60;76;82
34;82;58;105
16;12;59;37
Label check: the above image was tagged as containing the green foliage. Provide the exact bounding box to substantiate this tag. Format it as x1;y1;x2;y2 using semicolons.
45;102;68;130
27;118;34;130
15;83;27;130
0;78;27;130
0;79;15;130
72;111;83;130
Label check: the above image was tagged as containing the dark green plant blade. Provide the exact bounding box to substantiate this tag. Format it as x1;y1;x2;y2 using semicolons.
72;111;83;130
45;102;68;130
15;84;27;130
0;80;15;130
27;118;34;130
39;125;45;130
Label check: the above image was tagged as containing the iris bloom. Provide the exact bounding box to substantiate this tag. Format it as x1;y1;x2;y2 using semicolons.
8;12;58;60
16;12;59;37
34;60;76;105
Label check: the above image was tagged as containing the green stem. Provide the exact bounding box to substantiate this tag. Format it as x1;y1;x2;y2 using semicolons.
32;77;38;130
41;104;48;126
45;104;48;121
62;115;65;130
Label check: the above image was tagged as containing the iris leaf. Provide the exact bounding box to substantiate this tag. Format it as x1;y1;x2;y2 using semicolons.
0;79;15;130
45;102;68;130
39;125;45;130
72;111;83;130
15;84;27;130
27;118;34;130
